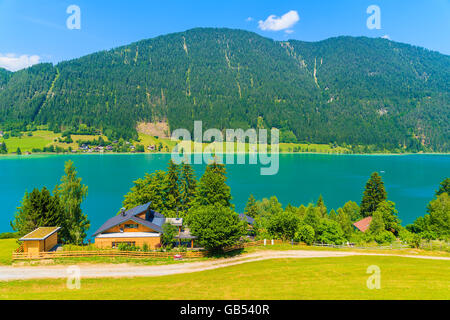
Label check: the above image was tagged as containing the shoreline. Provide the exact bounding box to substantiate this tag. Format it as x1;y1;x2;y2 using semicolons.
0;151;449;158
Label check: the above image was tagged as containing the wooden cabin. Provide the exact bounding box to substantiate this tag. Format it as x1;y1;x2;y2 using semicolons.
19;227;61;253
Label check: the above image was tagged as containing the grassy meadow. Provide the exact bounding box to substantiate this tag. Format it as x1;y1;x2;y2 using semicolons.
1;255;449;300
0;239;18;265
1;129;351;155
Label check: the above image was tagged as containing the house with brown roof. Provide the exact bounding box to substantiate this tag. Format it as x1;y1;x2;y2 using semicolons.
19;227;61;253
353;216;373;233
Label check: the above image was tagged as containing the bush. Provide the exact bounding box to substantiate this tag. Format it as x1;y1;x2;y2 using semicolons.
187;204;246;252
0;232;19;239
118;243;138;251
294;224;315;245
316;219;346;245
161;223;178;247
267;211;300;241
373;230;396;244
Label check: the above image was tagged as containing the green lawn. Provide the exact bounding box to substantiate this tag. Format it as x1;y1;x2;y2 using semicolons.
0;130;58;153
0;239;18;265
1;256;449;300
138;133;351;154
1;129;351;155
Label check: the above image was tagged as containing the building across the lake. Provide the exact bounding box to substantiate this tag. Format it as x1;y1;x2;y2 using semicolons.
93;202;195;249
19;227;60;253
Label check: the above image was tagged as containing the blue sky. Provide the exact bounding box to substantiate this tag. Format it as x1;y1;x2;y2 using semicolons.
0;0;449;71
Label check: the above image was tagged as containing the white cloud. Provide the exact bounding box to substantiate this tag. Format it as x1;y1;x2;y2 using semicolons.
258;10;300;32
285;29;294;34
0;53;41;72
246;17;254;22
381;34;391;40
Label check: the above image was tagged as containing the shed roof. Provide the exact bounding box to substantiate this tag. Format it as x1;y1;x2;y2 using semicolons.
175;229;197;240
353;216;373;233
19;227;61;241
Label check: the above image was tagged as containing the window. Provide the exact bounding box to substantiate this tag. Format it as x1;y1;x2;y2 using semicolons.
124;224;139;229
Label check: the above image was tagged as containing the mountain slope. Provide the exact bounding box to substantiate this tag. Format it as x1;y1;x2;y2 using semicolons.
0;68;11;89
0;28;448;151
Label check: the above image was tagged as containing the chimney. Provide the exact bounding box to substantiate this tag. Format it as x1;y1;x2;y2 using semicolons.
120;208;126;216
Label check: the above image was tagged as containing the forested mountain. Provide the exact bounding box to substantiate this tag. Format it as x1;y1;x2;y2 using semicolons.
0;28;449;151
0;68;11;89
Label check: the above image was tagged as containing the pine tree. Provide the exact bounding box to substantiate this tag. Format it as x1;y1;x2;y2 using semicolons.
16;147;21;155
374;201;401;234
341;201;361;222
0;142;7;154
336;208;353;239
368;211;385;235
207;159;227;176
360;172;387;217
180;161;197;215
123;171;167;212
244;194;259;218
304;204;321;233
11;187;63;237
316;195;328;217
436;178;449;196
329;209;337;221
164;160;181;216
57;160;89;245
193;161;233;209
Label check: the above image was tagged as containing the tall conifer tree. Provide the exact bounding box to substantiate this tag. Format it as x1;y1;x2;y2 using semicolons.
360;172;387;217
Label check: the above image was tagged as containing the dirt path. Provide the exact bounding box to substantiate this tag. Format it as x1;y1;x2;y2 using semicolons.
0;250;448;281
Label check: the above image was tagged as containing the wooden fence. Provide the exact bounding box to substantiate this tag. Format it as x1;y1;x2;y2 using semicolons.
312;242;410;250
14;238;433;261
223;239;285;252
14;243;24;253
12;249;206;260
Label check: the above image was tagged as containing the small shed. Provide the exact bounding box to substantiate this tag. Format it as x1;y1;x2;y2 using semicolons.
19;227;61;253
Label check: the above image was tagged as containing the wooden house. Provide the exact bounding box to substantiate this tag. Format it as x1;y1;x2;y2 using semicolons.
93;202;196;249
19;227;61;253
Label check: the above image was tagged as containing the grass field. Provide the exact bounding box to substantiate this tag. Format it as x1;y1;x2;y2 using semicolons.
0;131;59;152
0;130;109;153
1;256;449;300
243;243;450;257
1;130;351;155
0;239;18;265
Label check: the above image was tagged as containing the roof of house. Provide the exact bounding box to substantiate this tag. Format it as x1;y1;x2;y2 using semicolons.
353;216;373;233
130;216;163;233
92;202;165;237
19;227;61;241
239;213;255;225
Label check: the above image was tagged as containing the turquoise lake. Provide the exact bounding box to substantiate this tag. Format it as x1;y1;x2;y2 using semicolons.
0;154;448;238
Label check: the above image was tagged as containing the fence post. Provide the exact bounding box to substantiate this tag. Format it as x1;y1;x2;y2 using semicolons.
271;239;274;246
264;239;267;246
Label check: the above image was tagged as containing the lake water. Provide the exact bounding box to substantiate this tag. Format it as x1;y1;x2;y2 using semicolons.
0;154;448;238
